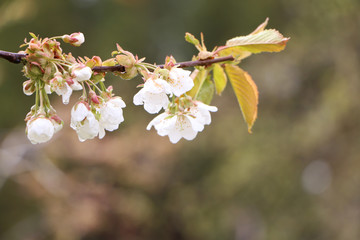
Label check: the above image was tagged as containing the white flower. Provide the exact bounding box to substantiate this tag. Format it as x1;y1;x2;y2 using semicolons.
98;97;126;138
54;83;72;104
168;68;194;96
70;102;100;142
48;74;82;104
146;101;218;144
133;78;172;114
71;64;92;82
62;32;85;47
26;117;55;144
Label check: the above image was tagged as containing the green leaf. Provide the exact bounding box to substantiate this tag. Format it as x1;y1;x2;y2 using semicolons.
185;32;201;51
29;32;37;39
196;76;215;105
187;69;208;98
102;58;117;66
217;47;252;61
224;29;289;54
225;64;258;133
216;18;289;59
213;64;227;95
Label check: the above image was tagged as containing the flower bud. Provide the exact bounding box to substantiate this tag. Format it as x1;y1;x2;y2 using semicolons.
89;90;100;104
62;32;85;47
26;117;55;144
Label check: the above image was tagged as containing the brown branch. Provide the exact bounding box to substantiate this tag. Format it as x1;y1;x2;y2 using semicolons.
0;49;234;72
158;55;235;69
92;65;125;73
0;50;27;64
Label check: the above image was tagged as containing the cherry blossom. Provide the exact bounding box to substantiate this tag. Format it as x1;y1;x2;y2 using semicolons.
133;77;172;114
98;97;126;138
168;67;194;96
70;102;100;142
146;101;217;143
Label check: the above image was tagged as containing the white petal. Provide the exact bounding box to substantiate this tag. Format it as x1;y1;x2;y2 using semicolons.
72;66;92;82
98;127;106;139
168;131;183;144
187;115;205;132
156;115;177;136
133;88;146;105
196;101;218;112
44;84;52;94
168;68;194;96
146;112;170;130
76;113;100;141
143;92;169;114
71;103;89;123
61;83;73;104
70;81;83;91
99;97;126;132
143;102;163;114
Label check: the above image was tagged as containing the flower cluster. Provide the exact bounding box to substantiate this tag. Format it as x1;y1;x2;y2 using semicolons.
22;33;126;144
21;33;218;144
147;98;217;143
15;20;290;145
133;59;217;143
70;96;126;142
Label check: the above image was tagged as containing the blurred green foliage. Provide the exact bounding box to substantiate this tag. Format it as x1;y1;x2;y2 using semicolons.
1;0;360;239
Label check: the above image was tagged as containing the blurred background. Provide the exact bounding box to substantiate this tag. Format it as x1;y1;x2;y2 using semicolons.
0;0;360;239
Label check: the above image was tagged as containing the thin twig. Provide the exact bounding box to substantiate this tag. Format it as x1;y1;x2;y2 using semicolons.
158;55;235;69
0;49;234;72
92;65;126;73
0;50;27;64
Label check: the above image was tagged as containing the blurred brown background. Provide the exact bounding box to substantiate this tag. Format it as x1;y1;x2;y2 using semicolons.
0;0;360;239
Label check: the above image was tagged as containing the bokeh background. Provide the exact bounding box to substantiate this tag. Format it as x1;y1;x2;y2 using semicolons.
1;0;360;239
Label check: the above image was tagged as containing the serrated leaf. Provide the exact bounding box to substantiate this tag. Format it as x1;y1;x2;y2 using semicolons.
187;69;208;98
225;64;258;133
213;64;227;95
225;29;289;54
196;76;214;105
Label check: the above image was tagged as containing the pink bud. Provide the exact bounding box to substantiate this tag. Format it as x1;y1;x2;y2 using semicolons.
62;32;85;47
89;90;100;104
107;86;113;92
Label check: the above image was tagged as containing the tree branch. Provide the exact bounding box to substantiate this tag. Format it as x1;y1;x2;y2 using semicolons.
0;50;27;64
158;55;235;69
0;49;234;72
92;65;125;73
